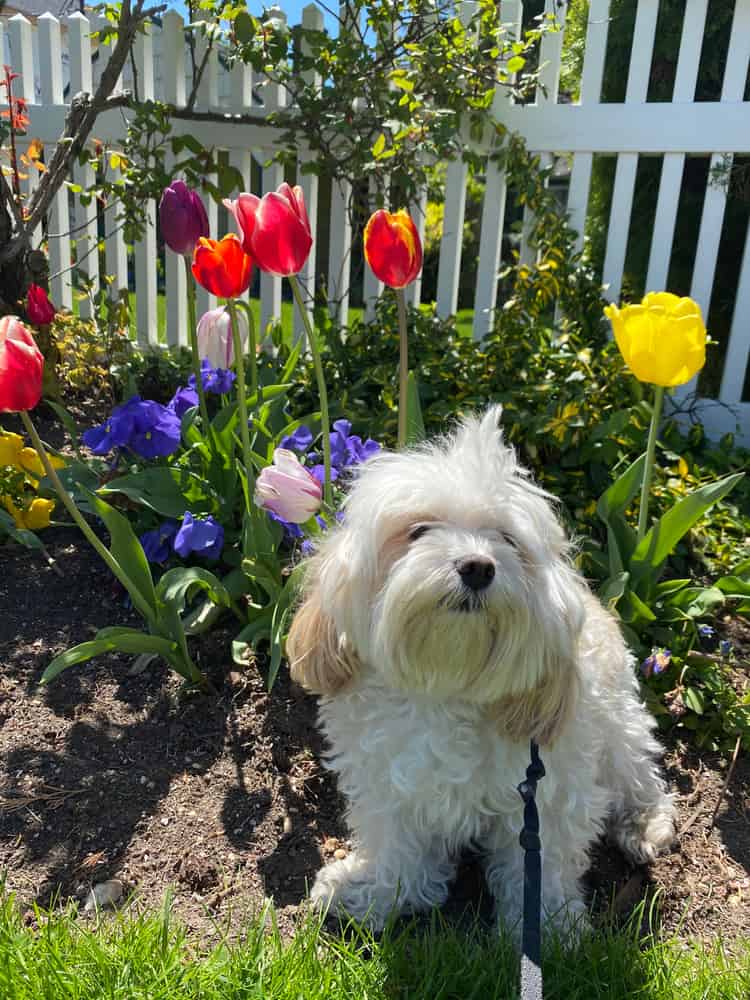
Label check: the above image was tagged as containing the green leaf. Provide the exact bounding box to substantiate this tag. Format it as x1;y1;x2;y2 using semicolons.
598;571;629;609
506;55;526;73
183;567;246;635
652;579;691;598
715;575;750;599
371;132;387;158
82;488;157;615
630;472;744;587
156;566;232;616
234;10;257;43
98;467;210;518
232;612;272;666
406;371;426;445
45;400;81;450
42;629;179;683
596;453;646;525
0;509;44;550
684;687;706;715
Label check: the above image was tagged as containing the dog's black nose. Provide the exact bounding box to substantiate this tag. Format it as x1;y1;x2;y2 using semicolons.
456;556;495;591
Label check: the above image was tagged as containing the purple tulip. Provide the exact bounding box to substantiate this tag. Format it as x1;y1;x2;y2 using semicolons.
159;180;209;256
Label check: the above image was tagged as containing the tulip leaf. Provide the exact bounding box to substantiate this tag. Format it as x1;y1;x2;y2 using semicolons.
98;467;209;518
42;629;180;683
81;488;157;616
156;566;232;616
183;567;246;635
629;472;744;589
232;611;273;666
406;371;425;445
0;509;45;551
596;453;646;524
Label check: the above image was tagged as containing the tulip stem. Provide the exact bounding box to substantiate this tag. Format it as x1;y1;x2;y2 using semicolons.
637;384;665;542
289;274;333;509
226;297;255;506
183;255;211;430
19;411;159;631
395;287;408;450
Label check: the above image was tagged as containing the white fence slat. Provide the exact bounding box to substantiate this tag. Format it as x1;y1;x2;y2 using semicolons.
645;0;709;292
406;186;428;310
162;9;187;348
134;24;157;346
67;12;99;320
37;14;72;309
8;15;41;247
362;176;385;322
720;0;750;101
720;218;750;405
472;0;522;339
194;29;219;320
436;1;478;316
294;3;323;344
436;158;469;317
567;0;609;253
328;178;352;326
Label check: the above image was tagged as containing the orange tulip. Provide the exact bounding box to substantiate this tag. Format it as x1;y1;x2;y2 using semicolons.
191;234;253;299
364;209;423;289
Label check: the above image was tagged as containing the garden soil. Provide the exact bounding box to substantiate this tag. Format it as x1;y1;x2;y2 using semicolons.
1;408;749;945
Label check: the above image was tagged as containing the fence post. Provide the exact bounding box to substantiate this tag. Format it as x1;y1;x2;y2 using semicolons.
194;25;220;319
162;8;188;348
37;13;72;310
67;12;99;320
134;22;158;347
7;15;41;249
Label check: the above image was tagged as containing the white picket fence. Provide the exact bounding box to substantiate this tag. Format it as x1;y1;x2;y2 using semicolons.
2;1;750;444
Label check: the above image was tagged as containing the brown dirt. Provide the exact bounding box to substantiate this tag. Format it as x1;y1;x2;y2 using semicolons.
0;480;748;943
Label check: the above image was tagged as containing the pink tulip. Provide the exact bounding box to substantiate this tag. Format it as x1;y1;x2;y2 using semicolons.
196;306;248;369
255;448;322;524
223;182;312;277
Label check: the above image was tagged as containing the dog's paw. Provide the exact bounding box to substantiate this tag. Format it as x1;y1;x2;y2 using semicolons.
613;801;676;864
308;855;399;931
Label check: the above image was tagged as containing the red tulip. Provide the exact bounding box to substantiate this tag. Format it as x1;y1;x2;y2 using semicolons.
0;315;44;412
364;209;423;289
26;284;56;325
224;182;312;277
191;234;253;299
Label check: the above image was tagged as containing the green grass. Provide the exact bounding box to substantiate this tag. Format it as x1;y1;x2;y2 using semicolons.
1;893;748;1000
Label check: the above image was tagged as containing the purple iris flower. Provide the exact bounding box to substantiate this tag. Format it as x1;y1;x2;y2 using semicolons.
140;520;179;563
720;639;733;657
188;359;236;395
129;400;182;459
82;395;142;455
641;648;672;679
169;386;199;419
310;463;339;486
307;419;381;475
269;511;305;540
174;512;224;560
281;425;314;453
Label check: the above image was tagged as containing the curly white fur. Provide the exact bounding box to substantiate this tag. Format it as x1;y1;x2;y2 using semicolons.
287;407;675;937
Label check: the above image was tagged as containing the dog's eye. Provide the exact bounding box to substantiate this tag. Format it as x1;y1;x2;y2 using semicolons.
409;524;432;542
500;531;518;549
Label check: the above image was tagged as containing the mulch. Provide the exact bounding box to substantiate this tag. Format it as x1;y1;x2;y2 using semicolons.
1;406;749;944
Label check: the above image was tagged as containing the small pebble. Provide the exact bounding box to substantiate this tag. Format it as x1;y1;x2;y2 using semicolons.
83;879;123;913
160;817;169;827
283;815;292;835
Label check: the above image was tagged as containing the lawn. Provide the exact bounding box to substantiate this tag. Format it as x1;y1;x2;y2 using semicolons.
1;896;748;1000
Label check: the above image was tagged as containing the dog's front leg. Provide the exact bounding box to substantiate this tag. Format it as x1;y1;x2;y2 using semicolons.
309;818;456;930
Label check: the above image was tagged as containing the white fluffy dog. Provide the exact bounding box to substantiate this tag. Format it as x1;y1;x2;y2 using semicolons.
288;407;674;935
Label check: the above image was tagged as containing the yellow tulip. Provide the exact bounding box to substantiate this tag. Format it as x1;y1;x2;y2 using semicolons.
604;292;706;387
22;497;55;530
0;432;24;468
2;495;24;527
19;446;65;477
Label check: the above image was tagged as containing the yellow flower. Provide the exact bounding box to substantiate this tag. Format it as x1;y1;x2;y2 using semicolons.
22;497;55;530
0;432;24;468
2;495;24;526
604;292;706;387
19;446;65;477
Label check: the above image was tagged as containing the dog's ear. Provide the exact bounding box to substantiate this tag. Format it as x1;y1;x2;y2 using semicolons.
286;552;360;695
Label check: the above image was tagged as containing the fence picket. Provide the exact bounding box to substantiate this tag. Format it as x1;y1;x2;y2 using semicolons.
134;24;157;347
362;176;385;321
293;2;324;344
519;0;567;268
601;0;659;303
194;29;219;319
566;0;609;254
406;186;428;310
645;0;708;292
8;15;41;248
162;9;187;348
227;51;253;307
67;12;99;320
472;0;522;340
328;178;353;326
37;13;72;309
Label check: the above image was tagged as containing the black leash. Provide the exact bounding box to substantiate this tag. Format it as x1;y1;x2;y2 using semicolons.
517;739;545;1000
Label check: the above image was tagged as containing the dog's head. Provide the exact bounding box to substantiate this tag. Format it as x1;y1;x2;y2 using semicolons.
287;407;584;744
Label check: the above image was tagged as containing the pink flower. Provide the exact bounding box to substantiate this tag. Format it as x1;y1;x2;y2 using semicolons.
196;306;248;369
0;315;44;412
255;448;322;524
223;183;312;277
